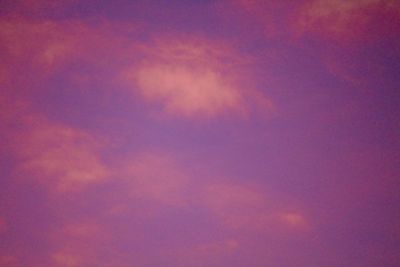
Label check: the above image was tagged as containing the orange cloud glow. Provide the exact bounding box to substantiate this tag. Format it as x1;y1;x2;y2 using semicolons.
0;17;137;84
1;17;273;121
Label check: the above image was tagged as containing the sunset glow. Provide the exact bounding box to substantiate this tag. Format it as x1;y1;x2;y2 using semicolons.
0;1;399;266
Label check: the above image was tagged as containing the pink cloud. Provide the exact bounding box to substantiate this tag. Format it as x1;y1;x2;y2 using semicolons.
0;17;137;85
296;0;400;43
12;115;108;193
121;37;273;119
135;65;243;117
0;18;76;71
0;67;108;196
1;17;273;121
279;212;308;227
232;0;305;38
52;252;81;267
230;0;400;46
203;183;308;232
48;221;117;267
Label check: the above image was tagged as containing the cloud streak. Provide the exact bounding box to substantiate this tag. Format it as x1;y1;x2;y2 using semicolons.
203;183;308;232
1;1;399;266
122;38;272;119
12;115;108;193
296;0;400;43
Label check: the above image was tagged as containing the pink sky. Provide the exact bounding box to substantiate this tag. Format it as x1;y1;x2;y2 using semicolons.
1;0;399;266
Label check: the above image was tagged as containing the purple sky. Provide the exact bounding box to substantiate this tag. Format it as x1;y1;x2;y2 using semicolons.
1;0;400;266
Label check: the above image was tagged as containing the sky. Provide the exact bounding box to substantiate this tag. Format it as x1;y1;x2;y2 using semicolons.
0;0;399;266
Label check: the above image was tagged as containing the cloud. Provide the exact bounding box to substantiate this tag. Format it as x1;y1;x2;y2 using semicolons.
296;0;400;43
279;212;307;227
0;17;137;83
122;38;272;119
203;183;308;232
232;0;304;38
230;0;400;45
12;115;108;193
50;221;107;267
134;65;242;117
0;18;76;69
1;18;273;121
52;252;81;267
48;219;135;267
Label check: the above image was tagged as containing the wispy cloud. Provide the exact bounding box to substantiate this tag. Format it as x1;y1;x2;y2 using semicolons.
135;65;242;117
296;0;400;43
49;220;114;267
1;17;273;121
12;115;108;193
52;252;81;267
122;37;272;119
203;183;308;232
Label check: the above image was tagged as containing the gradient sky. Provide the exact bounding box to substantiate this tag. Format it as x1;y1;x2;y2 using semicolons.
1;0;400;266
